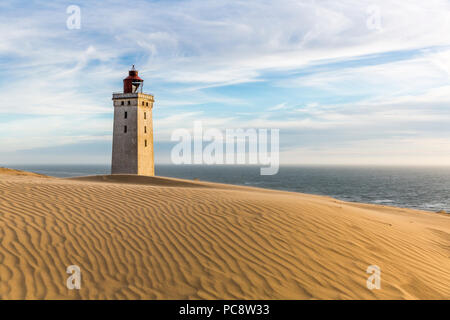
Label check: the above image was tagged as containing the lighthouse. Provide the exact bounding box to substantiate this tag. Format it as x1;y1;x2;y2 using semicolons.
111;66;155;176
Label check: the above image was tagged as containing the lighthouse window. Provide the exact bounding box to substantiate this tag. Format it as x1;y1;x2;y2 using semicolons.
121;101;124;106
145;140;147;147
127;100;131;105
144;112;146;119
146;102;149;107
142;101;144;106
144;126;147;133
124;125;127;133
124;111;127;119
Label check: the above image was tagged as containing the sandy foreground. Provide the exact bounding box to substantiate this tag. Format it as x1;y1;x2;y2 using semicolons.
0;168;449;299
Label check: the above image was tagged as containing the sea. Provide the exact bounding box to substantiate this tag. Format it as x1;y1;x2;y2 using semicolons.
6;164;450;213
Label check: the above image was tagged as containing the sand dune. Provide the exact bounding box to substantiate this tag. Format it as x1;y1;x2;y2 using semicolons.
0;171;449;299
0;167;47;177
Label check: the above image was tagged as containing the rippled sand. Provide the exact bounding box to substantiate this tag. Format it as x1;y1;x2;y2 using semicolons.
0;169;449;299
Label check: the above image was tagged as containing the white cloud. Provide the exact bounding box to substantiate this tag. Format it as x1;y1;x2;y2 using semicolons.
1;0;450;164
268;103;287;111
0;115;111;151
281;137;450;165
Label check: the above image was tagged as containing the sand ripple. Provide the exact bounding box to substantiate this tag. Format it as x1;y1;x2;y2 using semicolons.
0;173;449;299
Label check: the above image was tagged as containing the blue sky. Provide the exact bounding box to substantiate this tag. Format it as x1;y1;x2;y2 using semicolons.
1;0;450;165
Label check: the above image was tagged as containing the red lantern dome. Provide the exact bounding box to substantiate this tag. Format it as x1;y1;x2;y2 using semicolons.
123;65;144;93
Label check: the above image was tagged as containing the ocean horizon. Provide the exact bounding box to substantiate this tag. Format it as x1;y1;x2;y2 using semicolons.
5;164;450;213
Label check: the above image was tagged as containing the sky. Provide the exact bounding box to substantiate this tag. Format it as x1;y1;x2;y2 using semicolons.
0;0;450;165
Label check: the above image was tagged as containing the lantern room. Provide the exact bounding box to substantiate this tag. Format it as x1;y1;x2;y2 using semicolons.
123;65;144;93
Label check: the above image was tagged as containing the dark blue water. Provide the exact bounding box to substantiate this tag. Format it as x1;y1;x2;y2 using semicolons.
6;164;450;212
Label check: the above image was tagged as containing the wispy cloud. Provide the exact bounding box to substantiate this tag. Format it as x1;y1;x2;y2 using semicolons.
0;0;450;164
